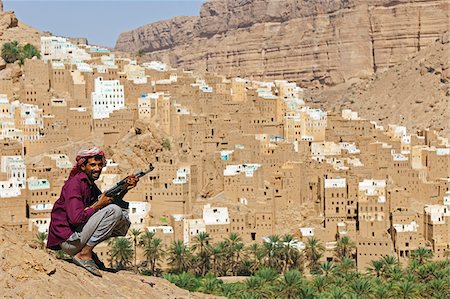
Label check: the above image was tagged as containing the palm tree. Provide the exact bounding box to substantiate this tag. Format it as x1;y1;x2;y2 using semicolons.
373;280;394;299
326;286;347;299
167;272;200;292
335;236;356;260
255;267;279;283
367;259;384;277
244;276;274;299
19;43;40;64
312;275;328;293
143;237;164;274
210;241;226;276
395;280;420;299
281;234;299;272
410;247;433;265
35;231;48;250
1;41;20;63
109;237;133;269
349;277;374;298
198;273;223;294
263;235;282;271
226;233;244;275
426;277;449;299
191;231;211;276
247;243;264;274
336;256;356;276
129;228;142;268
304;237;325;274
298;284;317;299
277;269;302;298
319;260;336;277
168;240;192;274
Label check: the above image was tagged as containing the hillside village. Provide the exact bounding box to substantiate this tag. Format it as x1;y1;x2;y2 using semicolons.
0;34;449;273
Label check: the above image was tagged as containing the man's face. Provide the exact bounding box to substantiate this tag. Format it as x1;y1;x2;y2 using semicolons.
80;157;104;182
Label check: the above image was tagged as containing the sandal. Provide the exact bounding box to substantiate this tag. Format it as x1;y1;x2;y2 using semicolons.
72;256;102;277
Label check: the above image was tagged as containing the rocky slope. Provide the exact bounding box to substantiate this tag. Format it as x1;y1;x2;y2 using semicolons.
310;32;450;138
0;9;44;49
0;226;220;298
115;0;449;86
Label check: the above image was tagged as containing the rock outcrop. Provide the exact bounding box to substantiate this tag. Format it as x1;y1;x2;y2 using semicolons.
0;9;44;48
115;0;449;86
0;226;220;298
311;33;450;138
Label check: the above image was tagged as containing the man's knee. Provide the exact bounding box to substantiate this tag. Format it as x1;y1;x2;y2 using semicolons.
104;204;123;220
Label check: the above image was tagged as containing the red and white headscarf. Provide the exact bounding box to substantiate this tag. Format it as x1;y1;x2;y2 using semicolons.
69;147;106;178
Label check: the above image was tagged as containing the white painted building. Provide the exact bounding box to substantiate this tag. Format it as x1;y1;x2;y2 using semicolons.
324;178;346;189
91;77;125;119
223;164;262;177
128;201;150;228
424;205;450;224
173;167;190;184
393;221;419;233
41;36;91;62
203;204;229;225
0;179;23;197
183;218;206;245
1;156;26;187
359;179;386;202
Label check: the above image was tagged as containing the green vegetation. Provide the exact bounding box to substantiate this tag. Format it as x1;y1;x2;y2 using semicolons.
162;138;171;151
36;229;448;298
1;40;40;65
35;231;48;250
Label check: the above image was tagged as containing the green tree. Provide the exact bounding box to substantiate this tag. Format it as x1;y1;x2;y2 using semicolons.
1;41;20;63
198;273;223;295
168;240;192;274
280;234;299;272
244;276;274;299
109;237;133;269
162;138;171;151
336;257;356;276
277;269;303;298
210;241;226;276
20;43;40;64
304;237;325;274
319;260;336;277
411;247;433;265
226;233;244;276
395;280;421;299
367;259;384;277
191;231;211;276
142;236;164;274
165;272;200;292
349;277;374;298
335;236;356;261
129;228;142;268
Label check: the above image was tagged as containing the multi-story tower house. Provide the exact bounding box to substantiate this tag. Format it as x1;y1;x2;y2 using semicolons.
356;179;394;270
91;77;125;119
424;205;450;260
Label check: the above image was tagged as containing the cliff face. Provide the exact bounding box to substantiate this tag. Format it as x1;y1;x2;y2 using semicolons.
115;0;449;86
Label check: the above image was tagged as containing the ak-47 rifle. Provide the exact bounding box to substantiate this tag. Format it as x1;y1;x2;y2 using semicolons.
104;164;155;209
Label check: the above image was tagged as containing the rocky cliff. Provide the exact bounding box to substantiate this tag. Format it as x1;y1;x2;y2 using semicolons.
115;0;449;86
313;32;450;138
0;9;44;49
0;226;220;298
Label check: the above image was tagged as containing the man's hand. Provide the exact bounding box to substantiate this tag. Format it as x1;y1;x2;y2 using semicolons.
125;175;139;190
90;192;112;211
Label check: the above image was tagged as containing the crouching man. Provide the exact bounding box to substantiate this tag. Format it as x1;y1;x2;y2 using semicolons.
47;147;139;277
